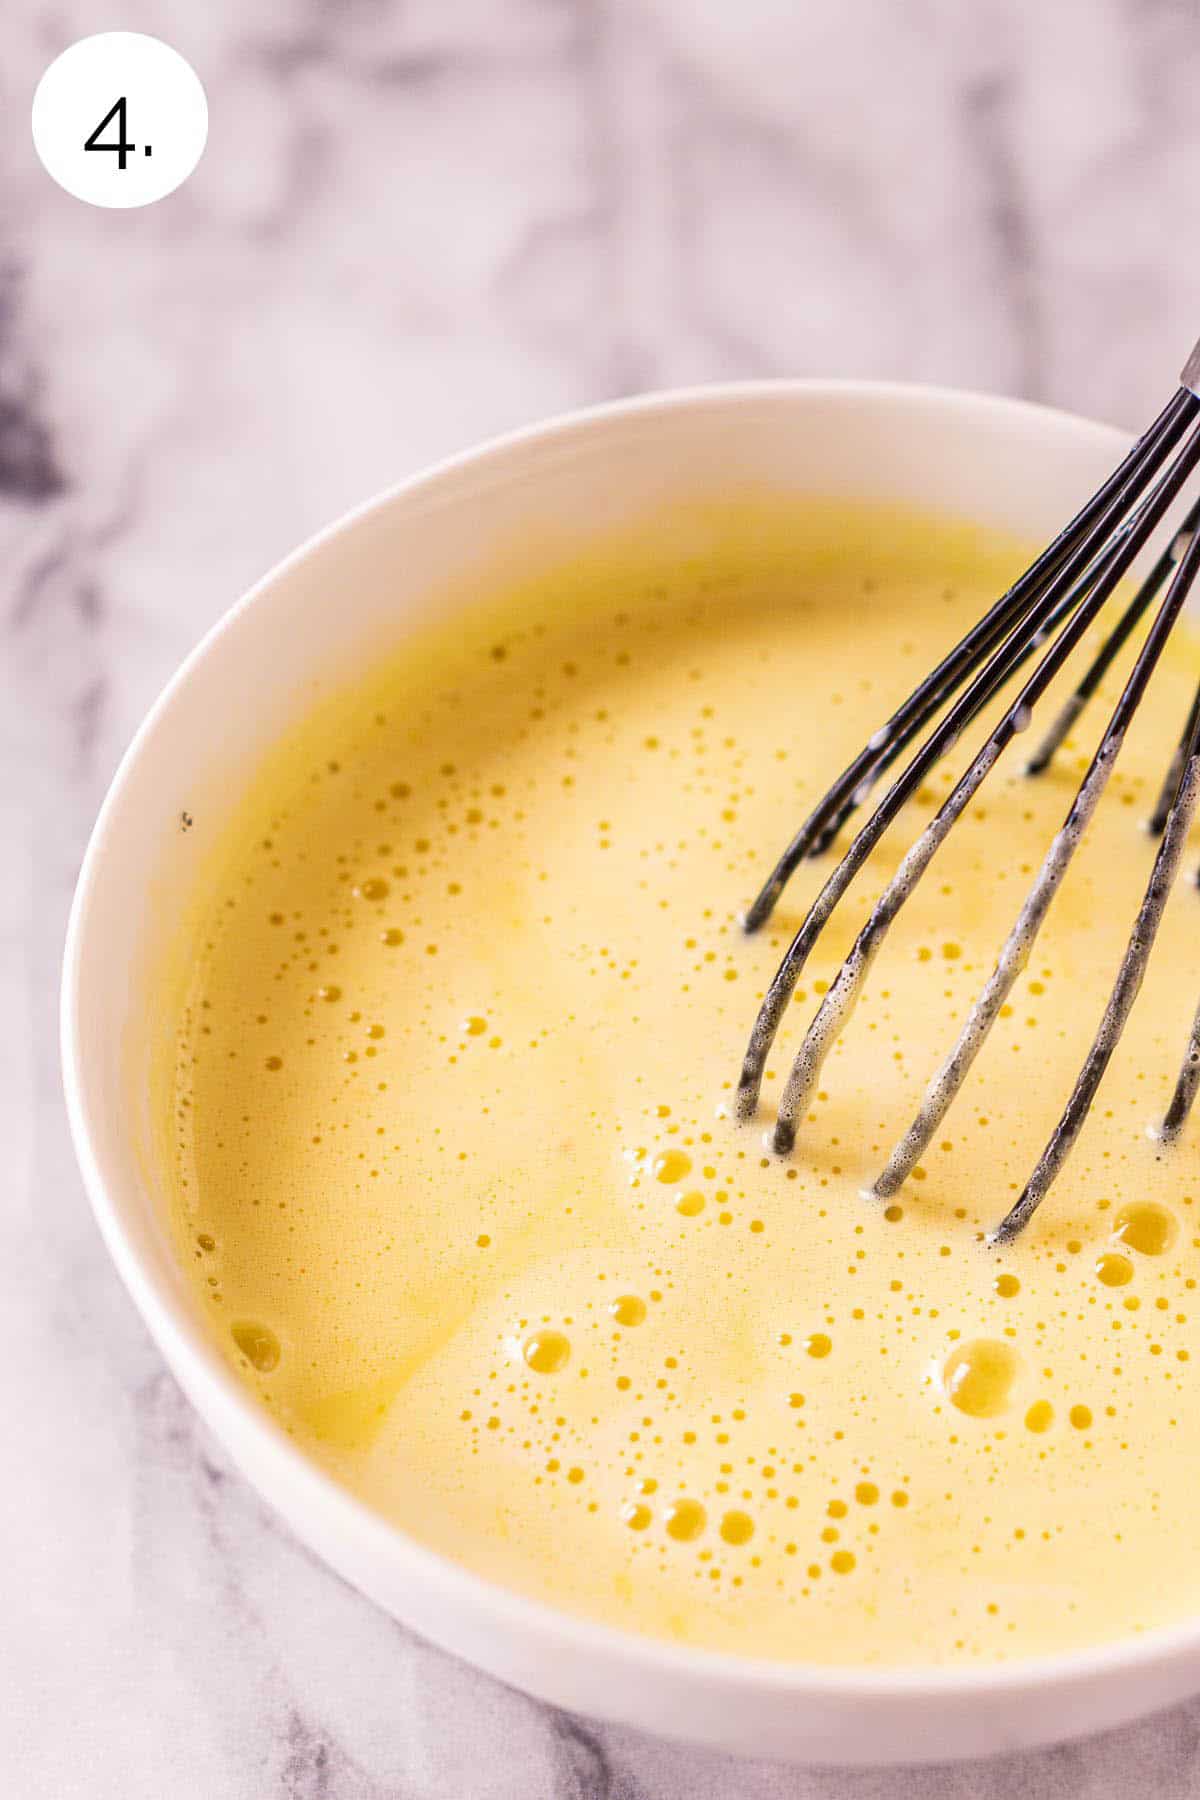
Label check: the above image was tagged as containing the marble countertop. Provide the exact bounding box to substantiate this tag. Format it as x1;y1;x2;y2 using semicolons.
9;0;1200;1792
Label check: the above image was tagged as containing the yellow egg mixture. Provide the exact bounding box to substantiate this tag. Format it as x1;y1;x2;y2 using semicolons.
163;498;1200;1665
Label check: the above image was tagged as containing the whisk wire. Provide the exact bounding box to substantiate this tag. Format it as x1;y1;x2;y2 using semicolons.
1023;508;1200;778
739;389;1199;933
991;724;1200;1245
1159;992;1200;1144
1147;677;1200;837
737;402;1200;1135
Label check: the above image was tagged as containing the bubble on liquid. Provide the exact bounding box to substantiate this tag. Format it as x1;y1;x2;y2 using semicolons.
1113;1201;1176;1257
610;1294;646;1327
676;1190;706;1217
719;1510;755;1546
653;1149;692;1184
464;1016;488;1036
231;1320;280;1372
355;877;389;901
664;1498;706;1542
523;1329;570;1374
942;1339;1018;1418
993;1273;1020;1298
805;1332;832;1359
1096;1251;1133;1288
1024;1399;1054;1434
622;1502;652;1531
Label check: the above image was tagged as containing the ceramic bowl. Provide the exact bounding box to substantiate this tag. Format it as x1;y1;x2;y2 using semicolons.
64;381;1198;1763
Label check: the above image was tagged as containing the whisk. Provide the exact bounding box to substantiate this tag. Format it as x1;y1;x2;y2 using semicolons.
735;347;1200;1244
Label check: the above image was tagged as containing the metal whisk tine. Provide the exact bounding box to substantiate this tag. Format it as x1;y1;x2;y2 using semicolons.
1159;994;1200;1144
1146;679;1200;837
991;708;1200;1246
873;516;1200;1208
736;354;1200;1239
1023;504;1200;779
739;388;1199;934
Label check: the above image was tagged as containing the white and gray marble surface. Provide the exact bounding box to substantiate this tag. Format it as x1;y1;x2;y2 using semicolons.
8;0;1200;1793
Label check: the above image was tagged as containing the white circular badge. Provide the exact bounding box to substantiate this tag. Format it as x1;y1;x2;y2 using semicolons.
32;32;207;209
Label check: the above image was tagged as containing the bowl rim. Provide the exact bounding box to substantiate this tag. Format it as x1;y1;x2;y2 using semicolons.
64;373;1200;1705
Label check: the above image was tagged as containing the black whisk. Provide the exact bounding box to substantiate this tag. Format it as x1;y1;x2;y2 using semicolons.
735;350;1200;1243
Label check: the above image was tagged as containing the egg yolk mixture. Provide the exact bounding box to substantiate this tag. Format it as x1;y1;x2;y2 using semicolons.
164;498;1200;1665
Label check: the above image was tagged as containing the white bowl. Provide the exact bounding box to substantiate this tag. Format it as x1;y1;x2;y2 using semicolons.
62;381;1200;1765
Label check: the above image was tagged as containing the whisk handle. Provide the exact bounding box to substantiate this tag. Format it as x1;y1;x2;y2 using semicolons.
1181;339;1200;397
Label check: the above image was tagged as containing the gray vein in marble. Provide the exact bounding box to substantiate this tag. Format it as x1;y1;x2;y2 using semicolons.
961;69;1043;405
550;1712;629;1800
0;260;66;502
